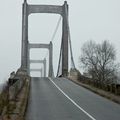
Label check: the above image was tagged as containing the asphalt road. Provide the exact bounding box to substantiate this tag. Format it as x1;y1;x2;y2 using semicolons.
26;77;120;120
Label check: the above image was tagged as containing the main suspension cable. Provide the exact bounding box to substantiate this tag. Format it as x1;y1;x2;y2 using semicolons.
44;16;62;59
51;16;62;42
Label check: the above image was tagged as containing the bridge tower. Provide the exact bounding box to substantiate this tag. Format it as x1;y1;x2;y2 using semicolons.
21;0;68;76
30;68;43;77
29;58;46;77
28;42;53;77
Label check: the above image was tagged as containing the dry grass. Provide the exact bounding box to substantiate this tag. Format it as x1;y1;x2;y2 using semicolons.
0;79;30;120
0;87;9;115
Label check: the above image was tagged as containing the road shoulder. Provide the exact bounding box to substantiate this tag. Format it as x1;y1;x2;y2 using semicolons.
67;77;120;104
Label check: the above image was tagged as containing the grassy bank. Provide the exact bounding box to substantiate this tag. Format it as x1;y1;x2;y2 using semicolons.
1;77;30;120
0;85;9;115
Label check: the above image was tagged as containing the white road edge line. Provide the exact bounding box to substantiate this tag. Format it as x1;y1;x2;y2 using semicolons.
49;78;96;120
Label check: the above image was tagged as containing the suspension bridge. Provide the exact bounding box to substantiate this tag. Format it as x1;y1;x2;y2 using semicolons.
2;0;120;120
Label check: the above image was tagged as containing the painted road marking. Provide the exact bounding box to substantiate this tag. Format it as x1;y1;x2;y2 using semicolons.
49;78;96;120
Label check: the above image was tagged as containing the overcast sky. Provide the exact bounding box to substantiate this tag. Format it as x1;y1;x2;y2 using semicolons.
0;0;120;83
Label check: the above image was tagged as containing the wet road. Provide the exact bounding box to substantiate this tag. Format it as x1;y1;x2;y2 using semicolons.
26;77;120;120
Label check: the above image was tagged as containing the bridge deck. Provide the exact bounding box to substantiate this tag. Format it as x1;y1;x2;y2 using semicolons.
26;77;120;120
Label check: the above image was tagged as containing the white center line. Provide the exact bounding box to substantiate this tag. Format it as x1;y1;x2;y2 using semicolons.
49;78;96;120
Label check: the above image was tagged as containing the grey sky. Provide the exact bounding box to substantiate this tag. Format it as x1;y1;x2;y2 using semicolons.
0;0;120;83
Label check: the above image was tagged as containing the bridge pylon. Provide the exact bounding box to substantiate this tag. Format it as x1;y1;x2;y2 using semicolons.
21;0;69;77
29;58;46;77
28;42;53;77
30;68;43;77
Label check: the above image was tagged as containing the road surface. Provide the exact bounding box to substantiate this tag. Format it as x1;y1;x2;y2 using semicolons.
26;77;120;120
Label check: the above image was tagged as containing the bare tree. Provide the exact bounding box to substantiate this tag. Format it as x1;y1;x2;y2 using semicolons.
96;40;116;84
80;41;99;80
80;40;118;85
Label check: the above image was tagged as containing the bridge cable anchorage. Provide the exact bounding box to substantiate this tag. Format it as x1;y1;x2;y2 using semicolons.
65;5;76;69
44;16;62;59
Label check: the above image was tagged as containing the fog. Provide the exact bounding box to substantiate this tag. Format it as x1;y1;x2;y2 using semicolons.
0;0;120;83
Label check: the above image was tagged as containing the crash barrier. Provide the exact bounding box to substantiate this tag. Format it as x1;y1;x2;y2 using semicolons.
79;75;120;95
